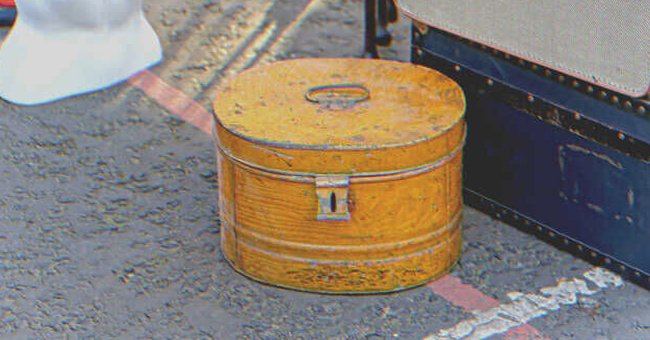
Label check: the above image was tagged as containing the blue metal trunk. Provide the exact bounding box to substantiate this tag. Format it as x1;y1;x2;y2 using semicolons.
412;27;650;288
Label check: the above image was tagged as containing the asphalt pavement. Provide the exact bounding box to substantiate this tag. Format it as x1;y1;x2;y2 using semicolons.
0;1;648;339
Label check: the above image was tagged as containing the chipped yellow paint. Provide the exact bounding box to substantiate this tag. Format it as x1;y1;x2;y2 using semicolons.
213;58;466;293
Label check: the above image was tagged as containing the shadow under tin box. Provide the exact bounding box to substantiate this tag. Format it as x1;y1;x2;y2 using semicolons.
212;58;466;294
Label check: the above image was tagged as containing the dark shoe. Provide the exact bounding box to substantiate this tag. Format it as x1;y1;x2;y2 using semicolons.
0;8;16;27
386;0;398;23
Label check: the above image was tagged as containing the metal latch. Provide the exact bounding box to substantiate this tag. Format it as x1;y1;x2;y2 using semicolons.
315;176;351;221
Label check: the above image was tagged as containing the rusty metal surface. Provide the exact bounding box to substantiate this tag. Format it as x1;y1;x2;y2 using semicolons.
0;1;649;338
214;58;465;149
213;58;467;179
213;58;466;293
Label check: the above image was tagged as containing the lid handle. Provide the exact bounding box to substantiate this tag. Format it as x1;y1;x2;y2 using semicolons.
305;83;370;110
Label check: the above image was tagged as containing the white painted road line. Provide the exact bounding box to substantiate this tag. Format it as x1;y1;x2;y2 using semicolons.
425;267;624;340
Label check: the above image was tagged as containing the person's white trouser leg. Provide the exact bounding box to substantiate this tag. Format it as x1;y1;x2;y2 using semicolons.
0;0;162;105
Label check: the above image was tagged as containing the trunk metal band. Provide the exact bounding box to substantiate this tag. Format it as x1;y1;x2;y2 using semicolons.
215;128;466;184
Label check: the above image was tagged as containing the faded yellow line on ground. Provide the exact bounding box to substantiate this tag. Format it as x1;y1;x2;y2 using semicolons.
129;1;323;130
198;0;325;104
220;20;278;79
258;0;324;65
157;1;275;97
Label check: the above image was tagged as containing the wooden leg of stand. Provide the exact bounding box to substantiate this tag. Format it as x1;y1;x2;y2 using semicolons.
376;0;392;47
363;0;379;58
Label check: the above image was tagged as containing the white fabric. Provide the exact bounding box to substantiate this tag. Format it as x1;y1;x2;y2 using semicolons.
398;0;650;97
0;0;162;105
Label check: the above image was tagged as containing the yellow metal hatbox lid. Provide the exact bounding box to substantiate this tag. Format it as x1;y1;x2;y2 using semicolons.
213;58;465;175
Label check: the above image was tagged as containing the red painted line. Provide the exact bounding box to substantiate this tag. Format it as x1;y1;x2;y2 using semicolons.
428;275;500;312
128;70;213;134
428;276;549;339
504;324;548;340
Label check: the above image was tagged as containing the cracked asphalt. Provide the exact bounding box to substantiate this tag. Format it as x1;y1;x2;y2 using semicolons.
1;1;648;339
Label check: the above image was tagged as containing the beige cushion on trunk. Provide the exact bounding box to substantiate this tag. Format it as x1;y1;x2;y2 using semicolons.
398;0;650;97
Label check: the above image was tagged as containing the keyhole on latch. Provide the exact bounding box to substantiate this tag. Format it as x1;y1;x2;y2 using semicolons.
330;192;337;213
315;177;350;221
